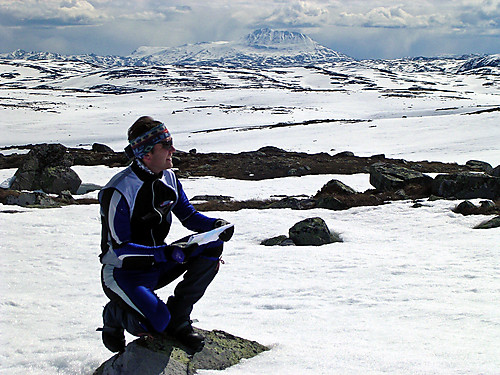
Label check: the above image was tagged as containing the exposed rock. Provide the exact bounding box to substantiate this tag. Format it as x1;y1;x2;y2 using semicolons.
3;144;496;213
261;235;295;246
92;143;115;153
0;143;474;179
10;143;81;194
267;197;315;210
2;190;60;208
0;188;97;207
77;183;103;195
314;196;348;210
490;165;500;177
258;146;286;154
411;202;426;208
313;179;357;209
453;200;478;215
93;328;269;375
453;200;499;216
333;151;355;157
369;162;433;193
428;195;442;201
40;166;82;194
473;216;500;229
466;160;493;173
432;172;500;199
190;195;233;201
288;217;342;245
479;200;498;212
70;147;129;167
314;179;357;197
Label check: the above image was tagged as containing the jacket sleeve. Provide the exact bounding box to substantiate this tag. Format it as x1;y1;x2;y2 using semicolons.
99;188;169;267
172;179;217;233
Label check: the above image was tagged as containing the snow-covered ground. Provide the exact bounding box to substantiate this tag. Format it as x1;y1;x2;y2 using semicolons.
0;60;499;374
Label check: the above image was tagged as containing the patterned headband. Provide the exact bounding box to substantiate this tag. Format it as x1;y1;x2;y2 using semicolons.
129;123;171;159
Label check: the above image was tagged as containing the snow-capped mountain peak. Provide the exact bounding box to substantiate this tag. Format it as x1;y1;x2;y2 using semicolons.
457;53;500;72
127;28;351;67
1;29;498;72
243;28;316;49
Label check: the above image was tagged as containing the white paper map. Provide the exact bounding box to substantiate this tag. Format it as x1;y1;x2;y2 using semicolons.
174;223;234;248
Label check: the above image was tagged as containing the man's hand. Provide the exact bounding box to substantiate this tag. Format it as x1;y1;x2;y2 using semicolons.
165;244;198;263
213;219;234;242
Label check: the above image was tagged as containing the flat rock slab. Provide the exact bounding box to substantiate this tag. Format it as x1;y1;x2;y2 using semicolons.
94;328;269;375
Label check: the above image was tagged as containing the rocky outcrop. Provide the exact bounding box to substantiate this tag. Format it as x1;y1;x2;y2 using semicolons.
1;144;498;212
9;143;81;194
314;196;348;210
369;162;433;193
490;165;500;177
466;160;493;174
94;328;269;375
0;144;472;179
432;172;500;199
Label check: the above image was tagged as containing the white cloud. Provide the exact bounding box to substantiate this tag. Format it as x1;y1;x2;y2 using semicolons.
0;0;498;58
262;1;329;27
0;0;108;25
329;0;500;33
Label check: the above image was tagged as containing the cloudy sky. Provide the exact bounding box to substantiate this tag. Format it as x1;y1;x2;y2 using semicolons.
0;0;498;59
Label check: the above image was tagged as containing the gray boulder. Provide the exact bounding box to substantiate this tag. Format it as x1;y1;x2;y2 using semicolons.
369;163;433;192
432;172;500;199
315;196;347;210
10;143;81;194
474;216;500;229
77;183;103;195
261;235;295;246
267;197;315;210
315;179;357;197
92;143;114;153
453;200;499;216
4;190;60;208
466;160;493;173
289;217;342;246
40;166;81;194
94;328;269;375
453;200;479;215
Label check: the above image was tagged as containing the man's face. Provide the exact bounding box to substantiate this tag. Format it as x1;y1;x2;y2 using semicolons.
143;138;175;173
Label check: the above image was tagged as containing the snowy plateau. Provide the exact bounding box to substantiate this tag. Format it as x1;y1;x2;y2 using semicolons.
1;29;500;375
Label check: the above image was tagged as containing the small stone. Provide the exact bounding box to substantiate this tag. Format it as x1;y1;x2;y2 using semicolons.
473;216;500;229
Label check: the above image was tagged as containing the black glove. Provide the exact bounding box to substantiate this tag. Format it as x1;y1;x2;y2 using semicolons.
165;244;198;263
213;219;234;242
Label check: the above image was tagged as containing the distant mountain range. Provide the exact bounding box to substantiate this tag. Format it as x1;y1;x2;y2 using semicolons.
0;28;498;71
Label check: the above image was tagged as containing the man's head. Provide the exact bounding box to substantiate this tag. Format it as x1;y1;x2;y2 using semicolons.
127;116;175;173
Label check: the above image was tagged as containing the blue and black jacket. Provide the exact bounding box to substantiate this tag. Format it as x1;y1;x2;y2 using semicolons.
99;160;217;269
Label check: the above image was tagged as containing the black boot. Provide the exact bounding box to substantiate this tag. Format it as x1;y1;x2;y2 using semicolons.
101;302;126;353
167;320;205;354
